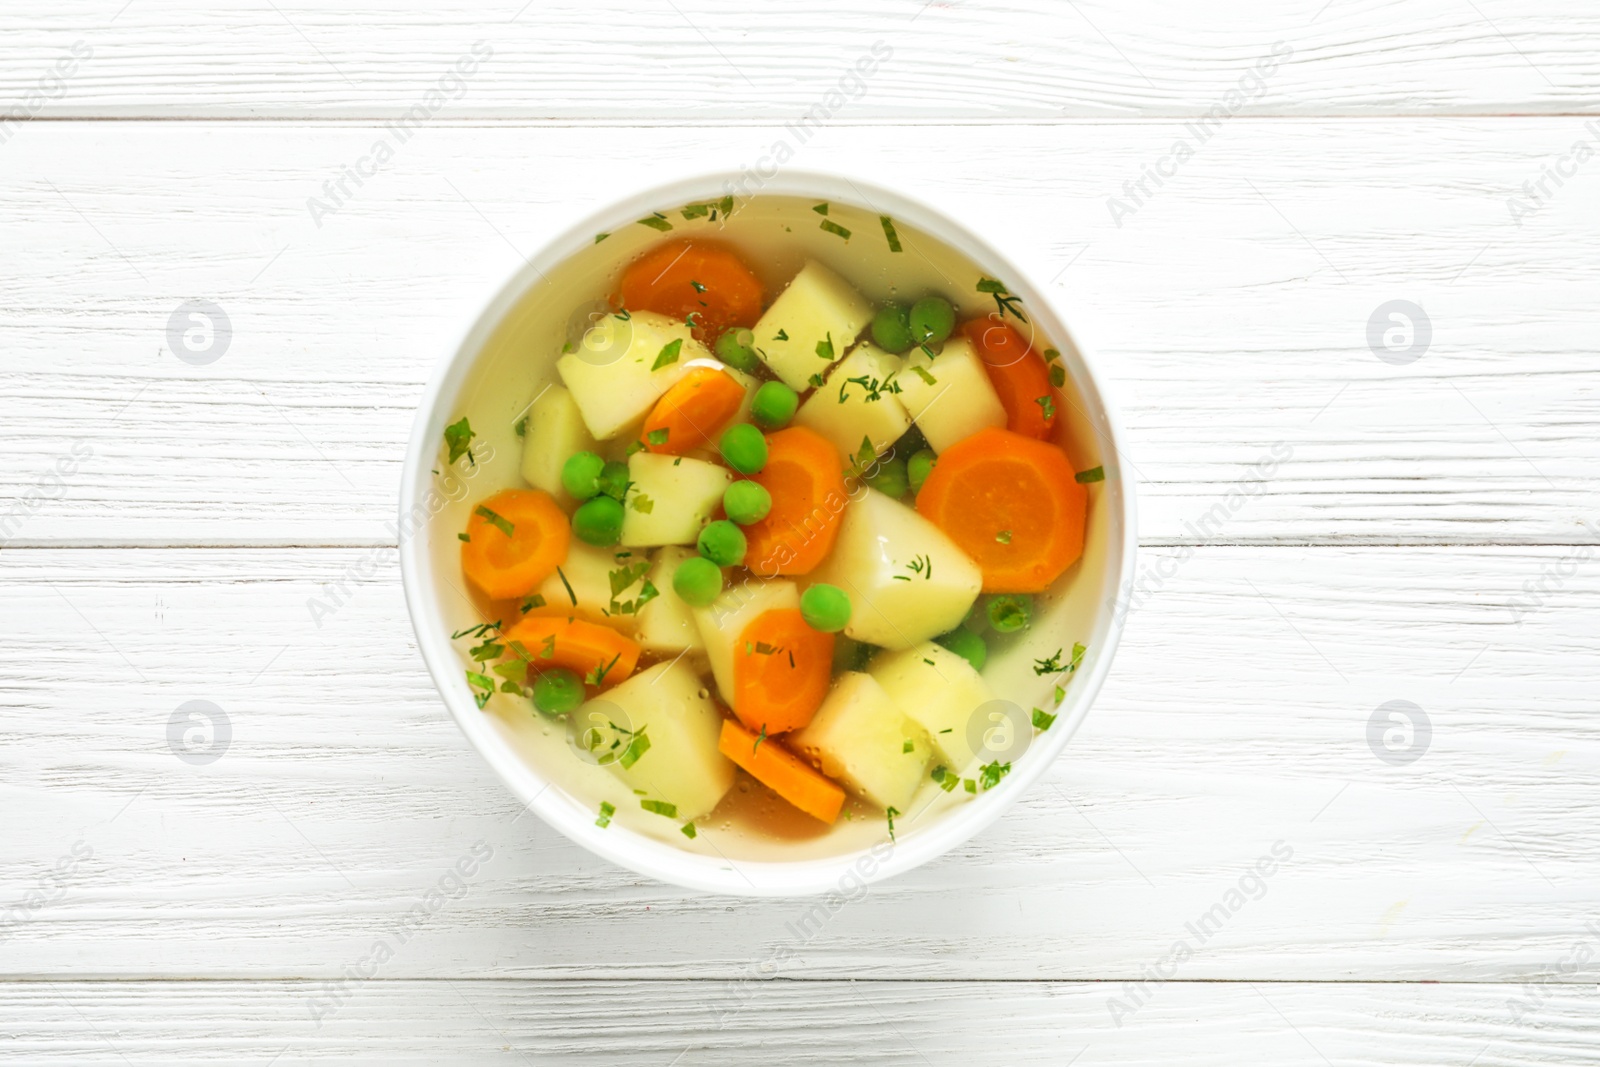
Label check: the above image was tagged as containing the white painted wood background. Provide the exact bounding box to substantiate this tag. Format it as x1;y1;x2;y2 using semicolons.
3;1;1598;1063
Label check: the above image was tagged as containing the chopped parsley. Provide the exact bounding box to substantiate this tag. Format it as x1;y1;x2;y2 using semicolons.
774;328;789;341
931;765;959;792
905;554;933;581
838;372;901;404
618;727;651;770
753;723;768;754
607;561;659;615
458;532;470;542
586;652;623;687
630;493;655;515
646;427;670;446
820;219;851;240
539;633;557;660
978;760;1011;790
681;203;711;220
518;595;543;616
902;739;914;753
1035;394;1056;421
910;365;937;386
808;372;826;389
465;669;495;708
963;778;977;794
637;213;673;232
996;530;1012;544
885;806;900;842
556;565;577;606
1034;642;1088;677
681;822;698;839
492;659;528;687
443;416;475;465
816;332;835;361
467;635;505;662
1032;707;1057;731
812;202;830;215
976;277;1027;323
1075;466;1105;484
595;801;615;827
473;504;514;538
625;438;647;457
514;416;527;438
594;233;610;244
651;338;683;371
640;799;678;818
690;279;707;293
880;215;903;253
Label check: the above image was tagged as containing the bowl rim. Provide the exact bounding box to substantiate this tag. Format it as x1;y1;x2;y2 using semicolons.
399;167;1138;897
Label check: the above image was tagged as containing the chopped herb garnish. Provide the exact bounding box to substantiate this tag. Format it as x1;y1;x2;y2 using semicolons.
514;416;527;438
753;723;767;754
465;670;495;708
681;203;711;220
838;372;901;404
474;504;514;538
812;202;830;215
808;372;826;388
586;652;623;687
625;438;647;457
885;806;900;842
1034;642;1088;677
646;427;670;446
689;279;707;293
619;727;651;769
774;328;789;341
820;219;851;240
630;493;654;514
685;310;703;330
1036;394;1056;421
556;565;577;606
594;233;610;244
976;277;1028;323
452;621;499;640
1054;684;1066;704
816;332;835;361
904;554;933;581
1075;466;1105;484
458;532;470;542
607;561;659;615
637;213;673;232
996;530;1012;544
880;215;903;253
978;760;1011;790
640;799;678;818
468;636;504;662
681;822;698;839
615;309;631;321
539;633;557;660
1032;707;1057;731
1049;364;1067;388
595;801;615;827
910;365;937;386
492;659;528;686
719;195;734;216
443;416;475;465
902;739;914;753
852;435;876;475
652;338;683;371
963;778;977;794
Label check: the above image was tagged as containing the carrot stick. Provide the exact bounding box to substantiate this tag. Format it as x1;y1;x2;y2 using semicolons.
914;427;1087;593
615;239;764;343
718;719;845;824
961;316;1058;440
731;608;834;734
502;615;641;688
642;365;748;455
460;489;572;600
741;426;848;577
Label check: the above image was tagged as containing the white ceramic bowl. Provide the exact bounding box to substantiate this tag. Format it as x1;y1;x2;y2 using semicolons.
400;170;1136;896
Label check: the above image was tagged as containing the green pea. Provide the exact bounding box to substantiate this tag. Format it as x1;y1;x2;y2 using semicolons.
871;303;915;353
697;519;747;567
723;480;772;525
572;495;624;546
597;460;631;502
935;628;987;672
909;296;955;344
532;668;584;716
986;594;1033;634
561;451;605;501
719;423;768;474
751;381;799;429
715;327;762;373
865;456;909;499
907;449;937;494
672;555;723;607
800;583;852;633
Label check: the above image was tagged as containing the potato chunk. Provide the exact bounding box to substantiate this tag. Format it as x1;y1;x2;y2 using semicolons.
556;310;698;440
895;336;1007;452
692;579;800;710
809;488;982;649
792;671;932;811
524;541;640;633
750;260;872;391
633;546;704;654
793;342;912;460
620;452;732;547
519;383;597;506
870;641;996;772
582;659;734;821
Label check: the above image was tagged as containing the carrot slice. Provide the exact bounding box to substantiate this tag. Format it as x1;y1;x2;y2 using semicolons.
501;615;641;688
731;608;834;734
718;719;845;824
460;489;572;600
642;365;748;455
615;239;764;343
915;427;1087;594
742;426;847;577
961;316;1058;440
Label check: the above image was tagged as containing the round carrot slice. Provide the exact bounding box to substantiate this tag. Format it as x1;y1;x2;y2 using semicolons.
961;316;1058;440
460;489;572;600
642;365;748;455
742;426;847;577
731;608;834;734
915;427;1086;593
615;239;763;343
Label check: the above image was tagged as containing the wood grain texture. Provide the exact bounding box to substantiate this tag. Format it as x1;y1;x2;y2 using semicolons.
2;121;1597;546
4;980;1596;1064
2;545;1595;979
4;1;1600;118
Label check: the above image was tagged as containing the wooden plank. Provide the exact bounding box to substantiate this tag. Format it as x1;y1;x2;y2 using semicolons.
7;980;1597;1063
1;120;1596;546
4;1;1600;118
1;545;1594;979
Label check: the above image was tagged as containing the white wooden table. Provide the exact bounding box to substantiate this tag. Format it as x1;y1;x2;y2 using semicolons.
4;1;1598;1062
